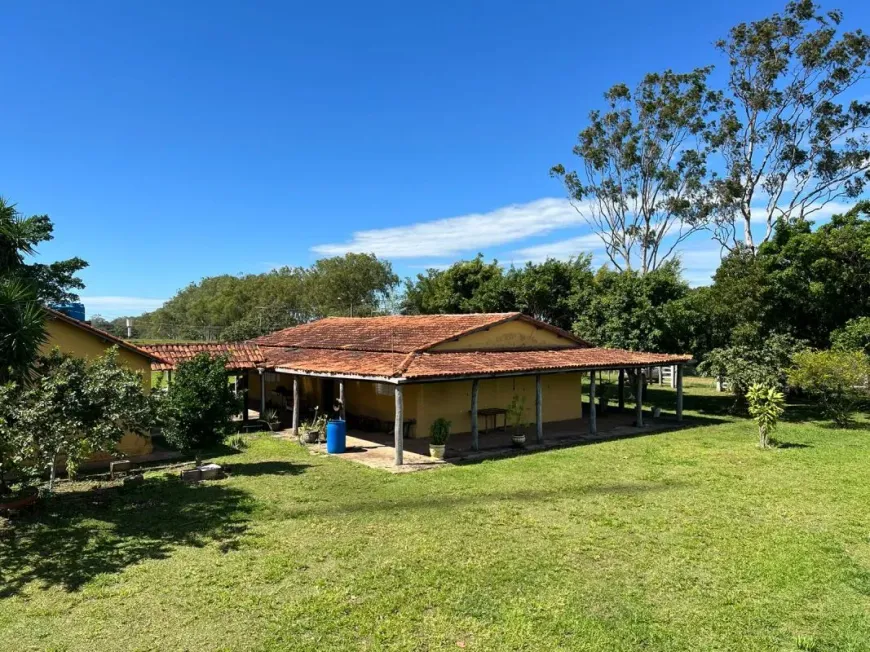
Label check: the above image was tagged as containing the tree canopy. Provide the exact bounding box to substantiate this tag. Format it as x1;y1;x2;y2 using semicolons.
112;253;399;341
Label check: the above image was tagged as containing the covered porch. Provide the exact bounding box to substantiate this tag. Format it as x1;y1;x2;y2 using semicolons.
278;363;688;467
301;410;690;472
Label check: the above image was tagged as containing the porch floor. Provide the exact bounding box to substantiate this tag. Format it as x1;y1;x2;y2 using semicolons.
301;410;691;473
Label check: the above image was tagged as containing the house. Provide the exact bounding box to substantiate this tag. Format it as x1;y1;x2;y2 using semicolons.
43;308;167;456
242;312;691;465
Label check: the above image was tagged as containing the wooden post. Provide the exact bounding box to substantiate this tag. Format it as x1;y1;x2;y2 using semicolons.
242;373;249;429
535;374;543;443
292;376;300;435
676;365;684;422
618;368;625;411
259;369;266;417
166;369;172;385
471;378;479;451
579;374;583;419
394;385;404;466
635;370;644;427
589;371;597;435
339;380;346;420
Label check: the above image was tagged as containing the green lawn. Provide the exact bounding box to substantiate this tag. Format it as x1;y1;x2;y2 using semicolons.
1;384;869;651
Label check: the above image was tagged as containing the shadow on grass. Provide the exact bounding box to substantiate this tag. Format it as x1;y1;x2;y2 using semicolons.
293;481;683;519
644;386;736;417
224;461;310;477
0;477;256;598
772;441;813;449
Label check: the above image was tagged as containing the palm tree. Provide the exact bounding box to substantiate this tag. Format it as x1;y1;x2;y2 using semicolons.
0;278;46;385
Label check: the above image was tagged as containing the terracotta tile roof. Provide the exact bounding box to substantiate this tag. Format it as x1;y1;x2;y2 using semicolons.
45;308;169;364
254;313;587;352
264;347;408;377
402;349;693;379
140;342;266;371
267;346;691;380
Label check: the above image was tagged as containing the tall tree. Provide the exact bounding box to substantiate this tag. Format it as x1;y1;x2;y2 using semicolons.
402;255;509;315
307;253;399;317
572;262;689;352
552;68;720;274
0;197;88;303
708;0;870;252
504;257;594;331
756;200;870;347
0;196;87;383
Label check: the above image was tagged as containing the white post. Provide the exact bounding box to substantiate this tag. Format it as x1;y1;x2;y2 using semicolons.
635;370;644;427
589;371;597;435
292;376;300;436
676;365;684;422
259;369;266;417
535;374;543;443
471;378;479;451
394;385;404;466
339;380;346;420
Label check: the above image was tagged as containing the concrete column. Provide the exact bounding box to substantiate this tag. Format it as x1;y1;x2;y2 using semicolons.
535;374;543;443
635;370;644;427
589;371;597;435
618;368;625;411
471;378;479;451
676;365;684;422
292;376;300;436
579;374;583;419
394;385;404;466
339;380;346;420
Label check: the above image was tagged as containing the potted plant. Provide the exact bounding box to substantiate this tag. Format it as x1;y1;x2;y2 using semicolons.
300;407;326;444
428;418;451;459
506;394;527;447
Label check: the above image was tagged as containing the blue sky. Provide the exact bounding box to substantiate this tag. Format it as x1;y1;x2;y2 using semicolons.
2;0;869;318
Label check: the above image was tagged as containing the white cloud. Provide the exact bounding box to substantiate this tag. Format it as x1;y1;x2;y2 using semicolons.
510;233;603;264
311;197;587;258
80;296;167;318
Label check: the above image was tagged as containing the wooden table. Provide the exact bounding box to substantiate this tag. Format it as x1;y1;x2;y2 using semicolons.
473;407;508;433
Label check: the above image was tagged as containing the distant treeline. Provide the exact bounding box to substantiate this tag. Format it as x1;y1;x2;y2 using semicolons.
99;203;870;363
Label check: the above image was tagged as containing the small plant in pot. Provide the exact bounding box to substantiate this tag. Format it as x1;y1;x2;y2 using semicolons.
300;407;326;444
506;394;527;447
428;418;451;459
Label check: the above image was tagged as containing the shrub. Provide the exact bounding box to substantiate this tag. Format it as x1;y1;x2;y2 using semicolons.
698;334;806;403
831;317;870;357
14;347;154;490
788;350;870;426
506;394;528;432
429;418;451;445
160;353;240;459
746;384;785;449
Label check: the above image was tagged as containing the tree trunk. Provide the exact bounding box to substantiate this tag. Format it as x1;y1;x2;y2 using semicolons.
743;209;755;252
48;453;58;493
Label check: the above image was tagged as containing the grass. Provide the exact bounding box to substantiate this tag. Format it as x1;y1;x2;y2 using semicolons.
1;383;869;651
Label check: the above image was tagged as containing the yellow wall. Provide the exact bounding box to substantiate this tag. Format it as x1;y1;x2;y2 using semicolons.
431;319;577;351
43;318;154;457
412;372;584;437
263;369;587;439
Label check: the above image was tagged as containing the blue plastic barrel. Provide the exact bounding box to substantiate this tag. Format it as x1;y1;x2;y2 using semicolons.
326;419;347;454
